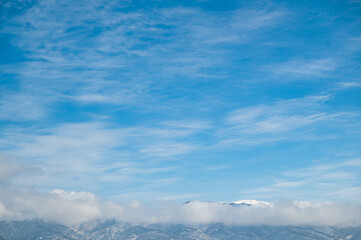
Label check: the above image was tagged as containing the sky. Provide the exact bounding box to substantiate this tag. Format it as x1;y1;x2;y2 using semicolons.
0;0;361;221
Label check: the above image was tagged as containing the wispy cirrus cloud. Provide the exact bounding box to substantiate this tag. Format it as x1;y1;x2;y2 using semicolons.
268;58;339;78
217;95;358;146
338;81;361;89
0;94;47;121
1;119;209;194
0;153;42;184
244;158;361;202
0;0;287;122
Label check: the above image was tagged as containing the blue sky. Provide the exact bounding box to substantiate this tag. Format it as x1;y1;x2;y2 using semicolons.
1;0;361;204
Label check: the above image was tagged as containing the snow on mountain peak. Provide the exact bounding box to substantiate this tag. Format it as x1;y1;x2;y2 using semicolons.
225;200;270;205
184;199;270;206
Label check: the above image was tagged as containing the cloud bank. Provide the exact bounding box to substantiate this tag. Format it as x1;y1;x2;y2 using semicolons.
0;188;360;227
0;157;360;227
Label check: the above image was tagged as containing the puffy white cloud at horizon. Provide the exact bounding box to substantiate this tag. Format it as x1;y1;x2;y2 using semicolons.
0;157;361;227
1;187;361;227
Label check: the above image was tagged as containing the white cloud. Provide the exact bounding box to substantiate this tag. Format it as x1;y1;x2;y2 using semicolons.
0;154;42;184
0;1;288;122
231;9;286;31
139;142;197;157
0;187;122;225
1;120;206;193
244;158;361;202
0;155;360;226
339;82;361;89
218;95;355;146
0;94;47;121
74;94;114;103
269;58;339;78
0;203;13;219
0;186;361;226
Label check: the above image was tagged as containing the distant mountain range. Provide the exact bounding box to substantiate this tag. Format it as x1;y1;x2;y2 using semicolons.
0;218;360;240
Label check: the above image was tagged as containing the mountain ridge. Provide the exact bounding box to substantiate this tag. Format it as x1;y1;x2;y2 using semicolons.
0;219;360;240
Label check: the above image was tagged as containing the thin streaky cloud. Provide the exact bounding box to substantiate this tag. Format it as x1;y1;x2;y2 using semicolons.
217;95;358;146
268;58;339;77
245;158;361;202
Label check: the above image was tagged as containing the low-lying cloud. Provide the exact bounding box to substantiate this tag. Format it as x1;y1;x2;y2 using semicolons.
0;157;360;226
1;187;361;227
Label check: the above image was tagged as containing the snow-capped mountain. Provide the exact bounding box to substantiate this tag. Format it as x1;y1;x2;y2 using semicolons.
184;199;270;206
220;199;270;206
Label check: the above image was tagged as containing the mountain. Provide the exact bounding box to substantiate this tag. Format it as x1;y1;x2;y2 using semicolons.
0;219;86;240
223;200;270;205
184;199;270;207
0;219;360;240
